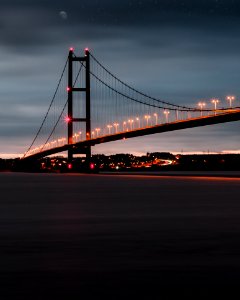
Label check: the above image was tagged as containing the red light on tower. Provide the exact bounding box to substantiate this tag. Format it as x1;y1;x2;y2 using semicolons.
85;47;89;55
65;116;71;123
69;47;74;52
67;86;71;92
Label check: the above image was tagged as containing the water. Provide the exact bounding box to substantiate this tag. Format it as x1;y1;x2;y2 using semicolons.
1;173;240;298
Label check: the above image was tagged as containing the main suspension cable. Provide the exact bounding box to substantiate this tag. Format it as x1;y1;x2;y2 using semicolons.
90;52;196;111
23;57;69;158
79;59;229;112
89;54;235;113
39;60;84;152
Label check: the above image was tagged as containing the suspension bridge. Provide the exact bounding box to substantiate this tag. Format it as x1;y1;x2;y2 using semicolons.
22;48;240;166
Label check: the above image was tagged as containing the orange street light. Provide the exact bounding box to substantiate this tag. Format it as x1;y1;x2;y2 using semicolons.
153;113;158;125
113;123;119;133
198;102;206;117
226;95;235;108
144;115;151;126
128;119;134;130
136;117;140;128
211;98;219;115
95;128;101;136
164;110;170;123
107;124;112;134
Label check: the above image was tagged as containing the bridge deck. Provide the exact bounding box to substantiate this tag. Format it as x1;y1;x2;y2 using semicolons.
24;109;240;160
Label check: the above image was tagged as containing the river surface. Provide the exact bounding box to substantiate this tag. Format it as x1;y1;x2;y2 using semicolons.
1;172;240;298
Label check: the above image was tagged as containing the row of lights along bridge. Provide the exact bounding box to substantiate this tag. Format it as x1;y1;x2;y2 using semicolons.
198;95;236;116
70;95;237;137
27;95;237;155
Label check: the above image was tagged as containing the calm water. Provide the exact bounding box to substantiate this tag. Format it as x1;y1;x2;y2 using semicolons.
1;173;240;298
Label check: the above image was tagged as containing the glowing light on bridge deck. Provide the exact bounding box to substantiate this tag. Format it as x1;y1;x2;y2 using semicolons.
78;131;82;141
128;119;134;130
211;98;220;115
198;102;206;117
153;113;158;125
164;110;170;123
72;133;78;143
95;128;101;136
113;123;119;133
144;115;151;126
226;95;235;108
123;121;127;131
136;117;140;128
107;124;112;134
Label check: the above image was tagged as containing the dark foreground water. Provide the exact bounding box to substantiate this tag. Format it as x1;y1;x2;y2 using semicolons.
1;173;240;299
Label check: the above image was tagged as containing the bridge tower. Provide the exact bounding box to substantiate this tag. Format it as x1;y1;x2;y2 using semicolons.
67;48;91;164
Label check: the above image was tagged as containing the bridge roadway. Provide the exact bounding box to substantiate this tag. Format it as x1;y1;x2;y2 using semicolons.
24;109;240;160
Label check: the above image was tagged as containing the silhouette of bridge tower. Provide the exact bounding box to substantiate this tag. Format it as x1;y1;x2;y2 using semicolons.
67;48;91;164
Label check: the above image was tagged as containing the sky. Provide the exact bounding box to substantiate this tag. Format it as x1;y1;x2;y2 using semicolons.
0;0;240;158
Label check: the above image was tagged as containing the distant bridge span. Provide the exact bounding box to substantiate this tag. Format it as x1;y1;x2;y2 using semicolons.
23;109;240;160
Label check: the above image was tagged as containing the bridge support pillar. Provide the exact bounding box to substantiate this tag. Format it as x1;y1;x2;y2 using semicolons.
67;49;73;162
85;48;91;165
67;48;91;168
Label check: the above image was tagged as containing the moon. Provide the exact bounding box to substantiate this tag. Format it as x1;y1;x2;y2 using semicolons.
59;11;68;20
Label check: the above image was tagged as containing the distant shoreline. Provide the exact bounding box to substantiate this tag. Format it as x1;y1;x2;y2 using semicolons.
1;170;239;178
1;153;240;173
100;170;240;178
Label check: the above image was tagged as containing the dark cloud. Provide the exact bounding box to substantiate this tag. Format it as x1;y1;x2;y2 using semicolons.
1;0;240;50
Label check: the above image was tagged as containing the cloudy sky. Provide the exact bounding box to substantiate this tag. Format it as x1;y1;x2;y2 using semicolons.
1;0;240;158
